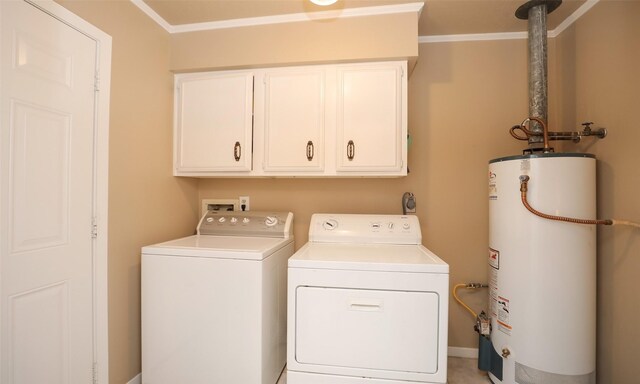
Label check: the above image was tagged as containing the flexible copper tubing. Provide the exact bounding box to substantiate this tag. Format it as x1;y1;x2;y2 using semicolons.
519;175;613;225
509;125;529;141
509;117;551;150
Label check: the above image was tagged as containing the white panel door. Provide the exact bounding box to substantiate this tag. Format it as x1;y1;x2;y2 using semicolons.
1;1;97;383
174;71;254;173
262;69;325;172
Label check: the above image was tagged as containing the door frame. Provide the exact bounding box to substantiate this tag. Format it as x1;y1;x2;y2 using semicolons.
1;1;112;382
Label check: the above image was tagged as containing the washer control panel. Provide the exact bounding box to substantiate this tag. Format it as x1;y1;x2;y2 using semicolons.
198;210;293;238
309;214;421;244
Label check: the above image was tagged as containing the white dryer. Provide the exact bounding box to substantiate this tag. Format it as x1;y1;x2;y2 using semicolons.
142;210;294;384
287;214;449;384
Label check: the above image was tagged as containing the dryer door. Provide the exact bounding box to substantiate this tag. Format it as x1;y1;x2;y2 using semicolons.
295;286;440;374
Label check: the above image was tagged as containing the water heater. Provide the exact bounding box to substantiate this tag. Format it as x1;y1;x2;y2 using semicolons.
487;153;596;383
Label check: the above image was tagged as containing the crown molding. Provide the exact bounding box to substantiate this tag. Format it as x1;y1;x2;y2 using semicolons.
130;0;173;31
131;0;598;42
548;0;598;38
419;0;599;44
131;1;424;34
419;32;527;43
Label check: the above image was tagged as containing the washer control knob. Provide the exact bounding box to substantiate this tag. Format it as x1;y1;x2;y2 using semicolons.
206;217;214;223
265;216;278;227
402;222;410;230
388;222;395;229
230;217;238;224
243;217;250;224
218;217;226;223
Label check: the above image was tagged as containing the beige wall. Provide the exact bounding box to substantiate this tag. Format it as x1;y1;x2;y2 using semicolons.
170;12;418;72
55;1;200;383
54;1;640;383
554;2;640;383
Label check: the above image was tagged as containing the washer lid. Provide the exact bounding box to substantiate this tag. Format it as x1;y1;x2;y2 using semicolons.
288;242;448;273
142;235;293;260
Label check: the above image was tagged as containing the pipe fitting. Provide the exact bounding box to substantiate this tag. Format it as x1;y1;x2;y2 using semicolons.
519;175;530;192
580;122;608;139
465;283;489;289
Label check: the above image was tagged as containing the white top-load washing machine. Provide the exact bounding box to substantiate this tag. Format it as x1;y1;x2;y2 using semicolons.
287;214;449;384
142;210;294;384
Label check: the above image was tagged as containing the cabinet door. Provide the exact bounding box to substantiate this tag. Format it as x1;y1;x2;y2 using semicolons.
336;63;405;173
174;72;253;173
262;69;325;172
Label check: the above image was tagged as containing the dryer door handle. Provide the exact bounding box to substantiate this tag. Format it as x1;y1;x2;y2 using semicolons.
349;299;383;312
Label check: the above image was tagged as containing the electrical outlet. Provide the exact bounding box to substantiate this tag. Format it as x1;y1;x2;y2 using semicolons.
239;196;250;211
402;192;416;214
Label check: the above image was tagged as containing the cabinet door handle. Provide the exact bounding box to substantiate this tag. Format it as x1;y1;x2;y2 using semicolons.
347;140;355;161
234;141;241;161
306;140;314;161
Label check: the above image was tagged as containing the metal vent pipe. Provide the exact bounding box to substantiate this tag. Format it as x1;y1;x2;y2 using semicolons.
516;0;561;149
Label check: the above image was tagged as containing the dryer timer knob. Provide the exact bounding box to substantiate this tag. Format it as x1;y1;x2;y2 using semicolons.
323;219;338;230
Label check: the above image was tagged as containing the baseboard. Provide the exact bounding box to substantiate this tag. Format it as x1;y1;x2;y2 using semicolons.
448;346;479;358
126;373;141;384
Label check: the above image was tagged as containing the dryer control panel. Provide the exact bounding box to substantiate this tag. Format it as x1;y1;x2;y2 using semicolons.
309;214;421;244
197;210;293;238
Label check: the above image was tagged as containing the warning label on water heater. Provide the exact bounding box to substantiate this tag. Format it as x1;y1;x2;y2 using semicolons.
488;248;499;321
488;248;499;270
488;248;511;335
488;171;497;200
497;296;512;335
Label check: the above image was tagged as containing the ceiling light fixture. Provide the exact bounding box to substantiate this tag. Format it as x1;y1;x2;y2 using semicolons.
310;0;338;6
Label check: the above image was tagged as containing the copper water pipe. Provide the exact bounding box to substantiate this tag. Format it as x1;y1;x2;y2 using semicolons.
531;117;549;150
519;175;613;225
513;117;550;151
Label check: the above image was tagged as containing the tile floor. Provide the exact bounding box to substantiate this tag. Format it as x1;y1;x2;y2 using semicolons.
277;357;492;383
447;357;493;383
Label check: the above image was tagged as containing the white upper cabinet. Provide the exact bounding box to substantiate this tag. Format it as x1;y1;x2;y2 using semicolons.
174;71;254;175
336;63;405;173
173;61;407;177
260;68;325;172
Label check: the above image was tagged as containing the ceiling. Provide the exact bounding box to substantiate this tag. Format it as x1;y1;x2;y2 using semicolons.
142;0;587;36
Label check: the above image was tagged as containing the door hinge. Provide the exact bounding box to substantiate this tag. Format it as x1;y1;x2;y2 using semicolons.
94;71;100;92
91;218;98;239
